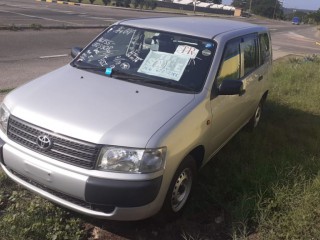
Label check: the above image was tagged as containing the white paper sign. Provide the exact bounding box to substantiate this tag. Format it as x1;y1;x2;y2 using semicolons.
138;51;189;81
174;45;199;59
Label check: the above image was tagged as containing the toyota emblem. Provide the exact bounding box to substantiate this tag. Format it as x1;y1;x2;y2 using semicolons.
36;134;52;150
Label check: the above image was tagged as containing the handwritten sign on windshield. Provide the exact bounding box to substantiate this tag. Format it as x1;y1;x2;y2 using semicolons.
174;45;199;59
138;51;189;81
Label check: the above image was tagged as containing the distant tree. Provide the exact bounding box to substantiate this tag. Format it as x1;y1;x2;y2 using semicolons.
133;0;143;9
144;0;157;9
231;0;248;9
102;0;111;5
311;8;320;24
133;0;156;9
116;0;131;7
285;11;308;23
232;0;283;19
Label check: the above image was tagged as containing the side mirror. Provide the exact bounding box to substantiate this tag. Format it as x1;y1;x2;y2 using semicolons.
218;79;244;95
71;47;83;58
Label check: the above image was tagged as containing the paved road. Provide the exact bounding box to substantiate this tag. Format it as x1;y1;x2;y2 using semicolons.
272;25;320;58
0;0;177;27
1;0;319;56
0;29;102;90
0;0;320;102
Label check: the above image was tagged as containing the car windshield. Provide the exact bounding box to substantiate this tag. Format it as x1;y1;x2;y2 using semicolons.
72;25;215;93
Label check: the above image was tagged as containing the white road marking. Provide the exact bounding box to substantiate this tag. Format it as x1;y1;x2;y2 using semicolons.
88;16;115;21
0;9;82;25
287;32;318;43
40;54;69;59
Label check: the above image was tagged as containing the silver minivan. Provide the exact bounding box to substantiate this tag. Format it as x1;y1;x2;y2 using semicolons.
0;17;272;220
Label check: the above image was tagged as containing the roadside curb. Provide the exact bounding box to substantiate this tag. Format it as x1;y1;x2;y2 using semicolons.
35;0;80;6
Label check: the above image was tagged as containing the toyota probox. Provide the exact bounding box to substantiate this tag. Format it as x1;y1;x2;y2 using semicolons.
0;17;271;220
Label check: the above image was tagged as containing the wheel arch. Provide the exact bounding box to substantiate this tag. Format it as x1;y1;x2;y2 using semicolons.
187;145;205;170
261;90;268;103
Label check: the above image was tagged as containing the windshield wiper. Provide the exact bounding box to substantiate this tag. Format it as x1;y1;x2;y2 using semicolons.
72;62;195;92
72;61;106;71
72;61;148;81
142;79;195;92
111;70;149;82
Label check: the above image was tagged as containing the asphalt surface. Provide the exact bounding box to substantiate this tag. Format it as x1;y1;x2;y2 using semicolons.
0;0;320;102
0;29;102;90
0;0;177;27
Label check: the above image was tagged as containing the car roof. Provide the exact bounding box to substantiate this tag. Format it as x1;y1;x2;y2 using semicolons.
117;16;267;39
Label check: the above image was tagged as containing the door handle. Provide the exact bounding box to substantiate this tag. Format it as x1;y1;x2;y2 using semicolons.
258;75;263;81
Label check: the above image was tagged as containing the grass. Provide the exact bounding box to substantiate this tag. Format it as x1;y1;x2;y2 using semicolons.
0;55;320;239
81;0;104;5
30;23;43;30
6;24;22;31
0;88;14;94
0;171;84;240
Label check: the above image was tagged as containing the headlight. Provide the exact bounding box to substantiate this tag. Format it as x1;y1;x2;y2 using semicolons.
0;104;10;134
97;146;166;173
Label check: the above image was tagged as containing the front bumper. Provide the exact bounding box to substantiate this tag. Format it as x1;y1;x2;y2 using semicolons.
0;139;164;220
0;137;4;164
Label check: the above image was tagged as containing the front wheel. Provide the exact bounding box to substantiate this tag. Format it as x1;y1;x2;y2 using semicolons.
162;155;197;218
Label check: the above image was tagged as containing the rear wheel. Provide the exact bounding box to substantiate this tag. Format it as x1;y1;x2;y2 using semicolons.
162;155;197;218
246;101;263;131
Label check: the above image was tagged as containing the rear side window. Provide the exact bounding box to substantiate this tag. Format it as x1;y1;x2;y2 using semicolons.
259;33;270;65
240;35;258;76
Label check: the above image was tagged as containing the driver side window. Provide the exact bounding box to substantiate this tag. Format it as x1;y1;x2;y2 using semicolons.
216;39;241;87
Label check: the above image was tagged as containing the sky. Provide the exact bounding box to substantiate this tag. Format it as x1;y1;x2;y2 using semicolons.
223;0;320;10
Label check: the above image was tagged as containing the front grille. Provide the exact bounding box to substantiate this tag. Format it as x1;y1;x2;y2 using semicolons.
7;116;101;169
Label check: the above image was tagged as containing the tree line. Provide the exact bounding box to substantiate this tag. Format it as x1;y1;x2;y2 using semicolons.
74;0;158;9
70;0;320;22
231;0;320;23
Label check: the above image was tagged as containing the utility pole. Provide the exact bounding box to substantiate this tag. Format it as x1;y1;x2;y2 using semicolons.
249;0;252;13
272;0;277;19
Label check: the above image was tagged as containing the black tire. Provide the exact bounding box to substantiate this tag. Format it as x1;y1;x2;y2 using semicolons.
162;155;197;219
246;100;263;131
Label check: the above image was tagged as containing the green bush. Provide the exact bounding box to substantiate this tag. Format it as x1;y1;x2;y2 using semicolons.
132;0;156;9
144;0;156;9
115;0;131;7
102;0;111;5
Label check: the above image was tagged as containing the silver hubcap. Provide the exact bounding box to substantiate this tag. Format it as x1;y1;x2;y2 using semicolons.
254;104;262;128
171;168;192;212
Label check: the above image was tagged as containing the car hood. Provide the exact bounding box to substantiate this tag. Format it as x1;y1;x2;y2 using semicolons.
5;65;194;147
